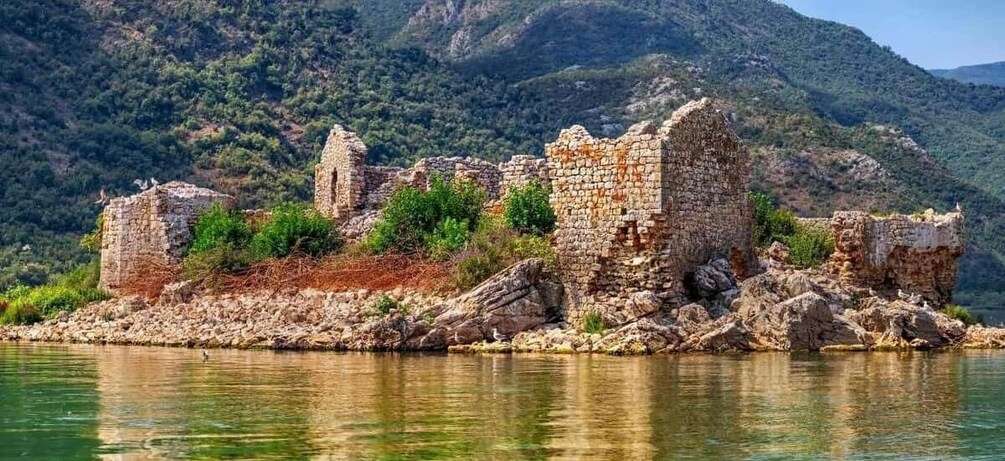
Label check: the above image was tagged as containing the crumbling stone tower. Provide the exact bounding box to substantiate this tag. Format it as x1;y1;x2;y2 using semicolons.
315;124;368;223
99;182;234;293
828;210;964;305
546;99;755;321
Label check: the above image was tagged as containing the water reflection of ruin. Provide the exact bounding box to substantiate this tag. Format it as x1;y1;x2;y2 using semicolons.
84;347;967;458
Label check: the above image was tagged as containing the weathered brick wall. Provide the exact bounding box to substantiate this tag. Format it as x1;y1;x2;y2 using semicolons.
828;210;964;305
413;157;503;198
546;98;754;323
99;182;234;293
314;124;367;223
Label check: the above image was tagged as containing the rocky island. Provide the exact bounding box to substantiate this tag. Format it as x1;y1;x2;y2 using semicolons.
4;99;1002;353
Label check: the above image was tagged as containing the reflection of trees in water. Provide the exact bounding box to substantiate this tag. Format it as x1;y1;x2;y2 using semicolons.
79;345;978;458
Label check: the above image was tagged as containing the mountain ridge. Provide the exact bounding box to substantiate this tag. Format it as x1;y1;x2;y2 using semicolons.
930;61;1005;87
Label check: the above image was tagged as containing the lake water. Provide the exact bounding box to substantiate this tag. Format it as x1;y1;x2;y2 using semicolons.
2;344;1005;460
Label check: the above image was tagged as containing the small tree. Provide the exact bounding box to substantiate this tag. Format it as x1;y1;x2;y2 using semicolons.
503;181;556;236
367;177;486;255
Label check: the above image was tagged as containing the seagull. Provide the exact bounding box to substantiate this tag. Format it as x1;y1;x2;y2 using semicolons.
492;328;509;343
922;301;931;310
453;331;460;345
868;287;877;297
133;179;149;190
955;202;962;213
20;244;31;253
149;177;159;188
897;289;910;300
201;350;209;362
94;188;109;206
909;293;923;305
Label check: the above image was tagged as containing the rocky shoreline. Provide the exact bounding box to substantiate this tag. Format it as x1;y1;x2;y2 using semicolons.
2;259;1003;354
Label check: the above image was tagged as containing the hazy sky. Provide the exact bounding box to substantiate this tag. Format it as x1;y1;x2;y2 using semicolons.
777;0;1005;69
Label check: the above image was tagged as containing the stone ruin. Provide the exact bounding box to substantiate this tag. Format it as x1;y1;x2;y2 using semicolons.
826;210;964;305
545;98;756;324
313;124;548;223
99;182;233;294
95;99;968;327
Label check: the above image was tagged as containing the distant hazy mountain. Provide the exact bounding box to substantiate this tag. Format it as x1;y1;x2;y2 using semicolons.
930;62;1005;87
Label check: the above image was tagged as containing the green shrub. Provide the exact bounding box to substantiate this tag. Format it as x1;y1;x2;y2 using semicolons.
509;235;558;271
750;192;797;248
372;295;398;316
23;286;87;317
426;217;471;261
189;204;252;255
368;177;486;255
583;311;606;334
182;245;255;280
0;299;41;325
79;214;104;253
941;304;977;326
503;181;556;236
251;203;341;258
787;224;835;268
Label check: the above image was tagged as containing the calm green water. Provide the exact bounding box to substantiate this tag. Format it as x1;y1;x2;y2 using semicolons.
2;345;1005;460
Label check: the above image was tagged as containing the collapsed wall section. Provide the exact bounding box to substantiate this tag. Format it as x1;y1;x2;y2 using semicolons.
828;210;964;305
545;98;754;323
99;182;234;293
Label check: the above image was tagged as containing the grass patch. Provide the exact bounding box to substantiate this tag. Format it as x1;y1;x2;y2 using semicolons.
583;311;605;334
941;304;977;326
0;260;110;325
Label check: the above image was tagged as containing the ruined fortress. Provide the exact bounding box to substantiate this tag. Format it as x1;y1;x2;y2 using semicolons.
98;99;966;320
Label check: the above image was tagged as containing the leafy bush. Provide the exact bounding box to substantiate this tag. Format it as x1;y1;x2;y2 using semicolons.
503;181;556;236
0;299;40;325
583;311;606;334
426;217;471;261
750;192;797;248
450;218;559;289
372;295;399;316
189;204;252;255
368;177;486;255
79;214;104;253
251;203;342;258
941;304;977;326
182;245;255;281
787;225;835;269
0;260;110;325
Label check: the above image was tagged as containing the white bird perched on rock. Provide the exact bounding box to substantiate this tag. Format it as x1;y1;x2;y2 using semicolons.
868;287;877;297
909;293;923;305
897;289;910;300
492;328;509;343
922;301;931;310
133;179;150;190
149;177;159;188
956;202;962;213
94;188;110;206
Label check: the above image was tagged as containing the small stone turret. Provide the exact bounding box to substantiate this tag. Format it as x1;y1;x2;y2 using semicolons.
828;210;964;305
99;182;234;293
314;124;368;223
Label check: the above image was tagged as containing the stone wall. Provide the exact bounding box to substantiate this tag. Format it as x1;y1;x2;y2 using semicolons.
828;210;964;305
99;182;234;293
314;124;367;223
314;126;549;215
545;98;754;323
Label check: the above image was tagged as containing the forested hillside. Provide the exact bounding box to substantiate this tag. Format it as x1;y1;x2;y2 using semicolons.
1;0;1002;309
